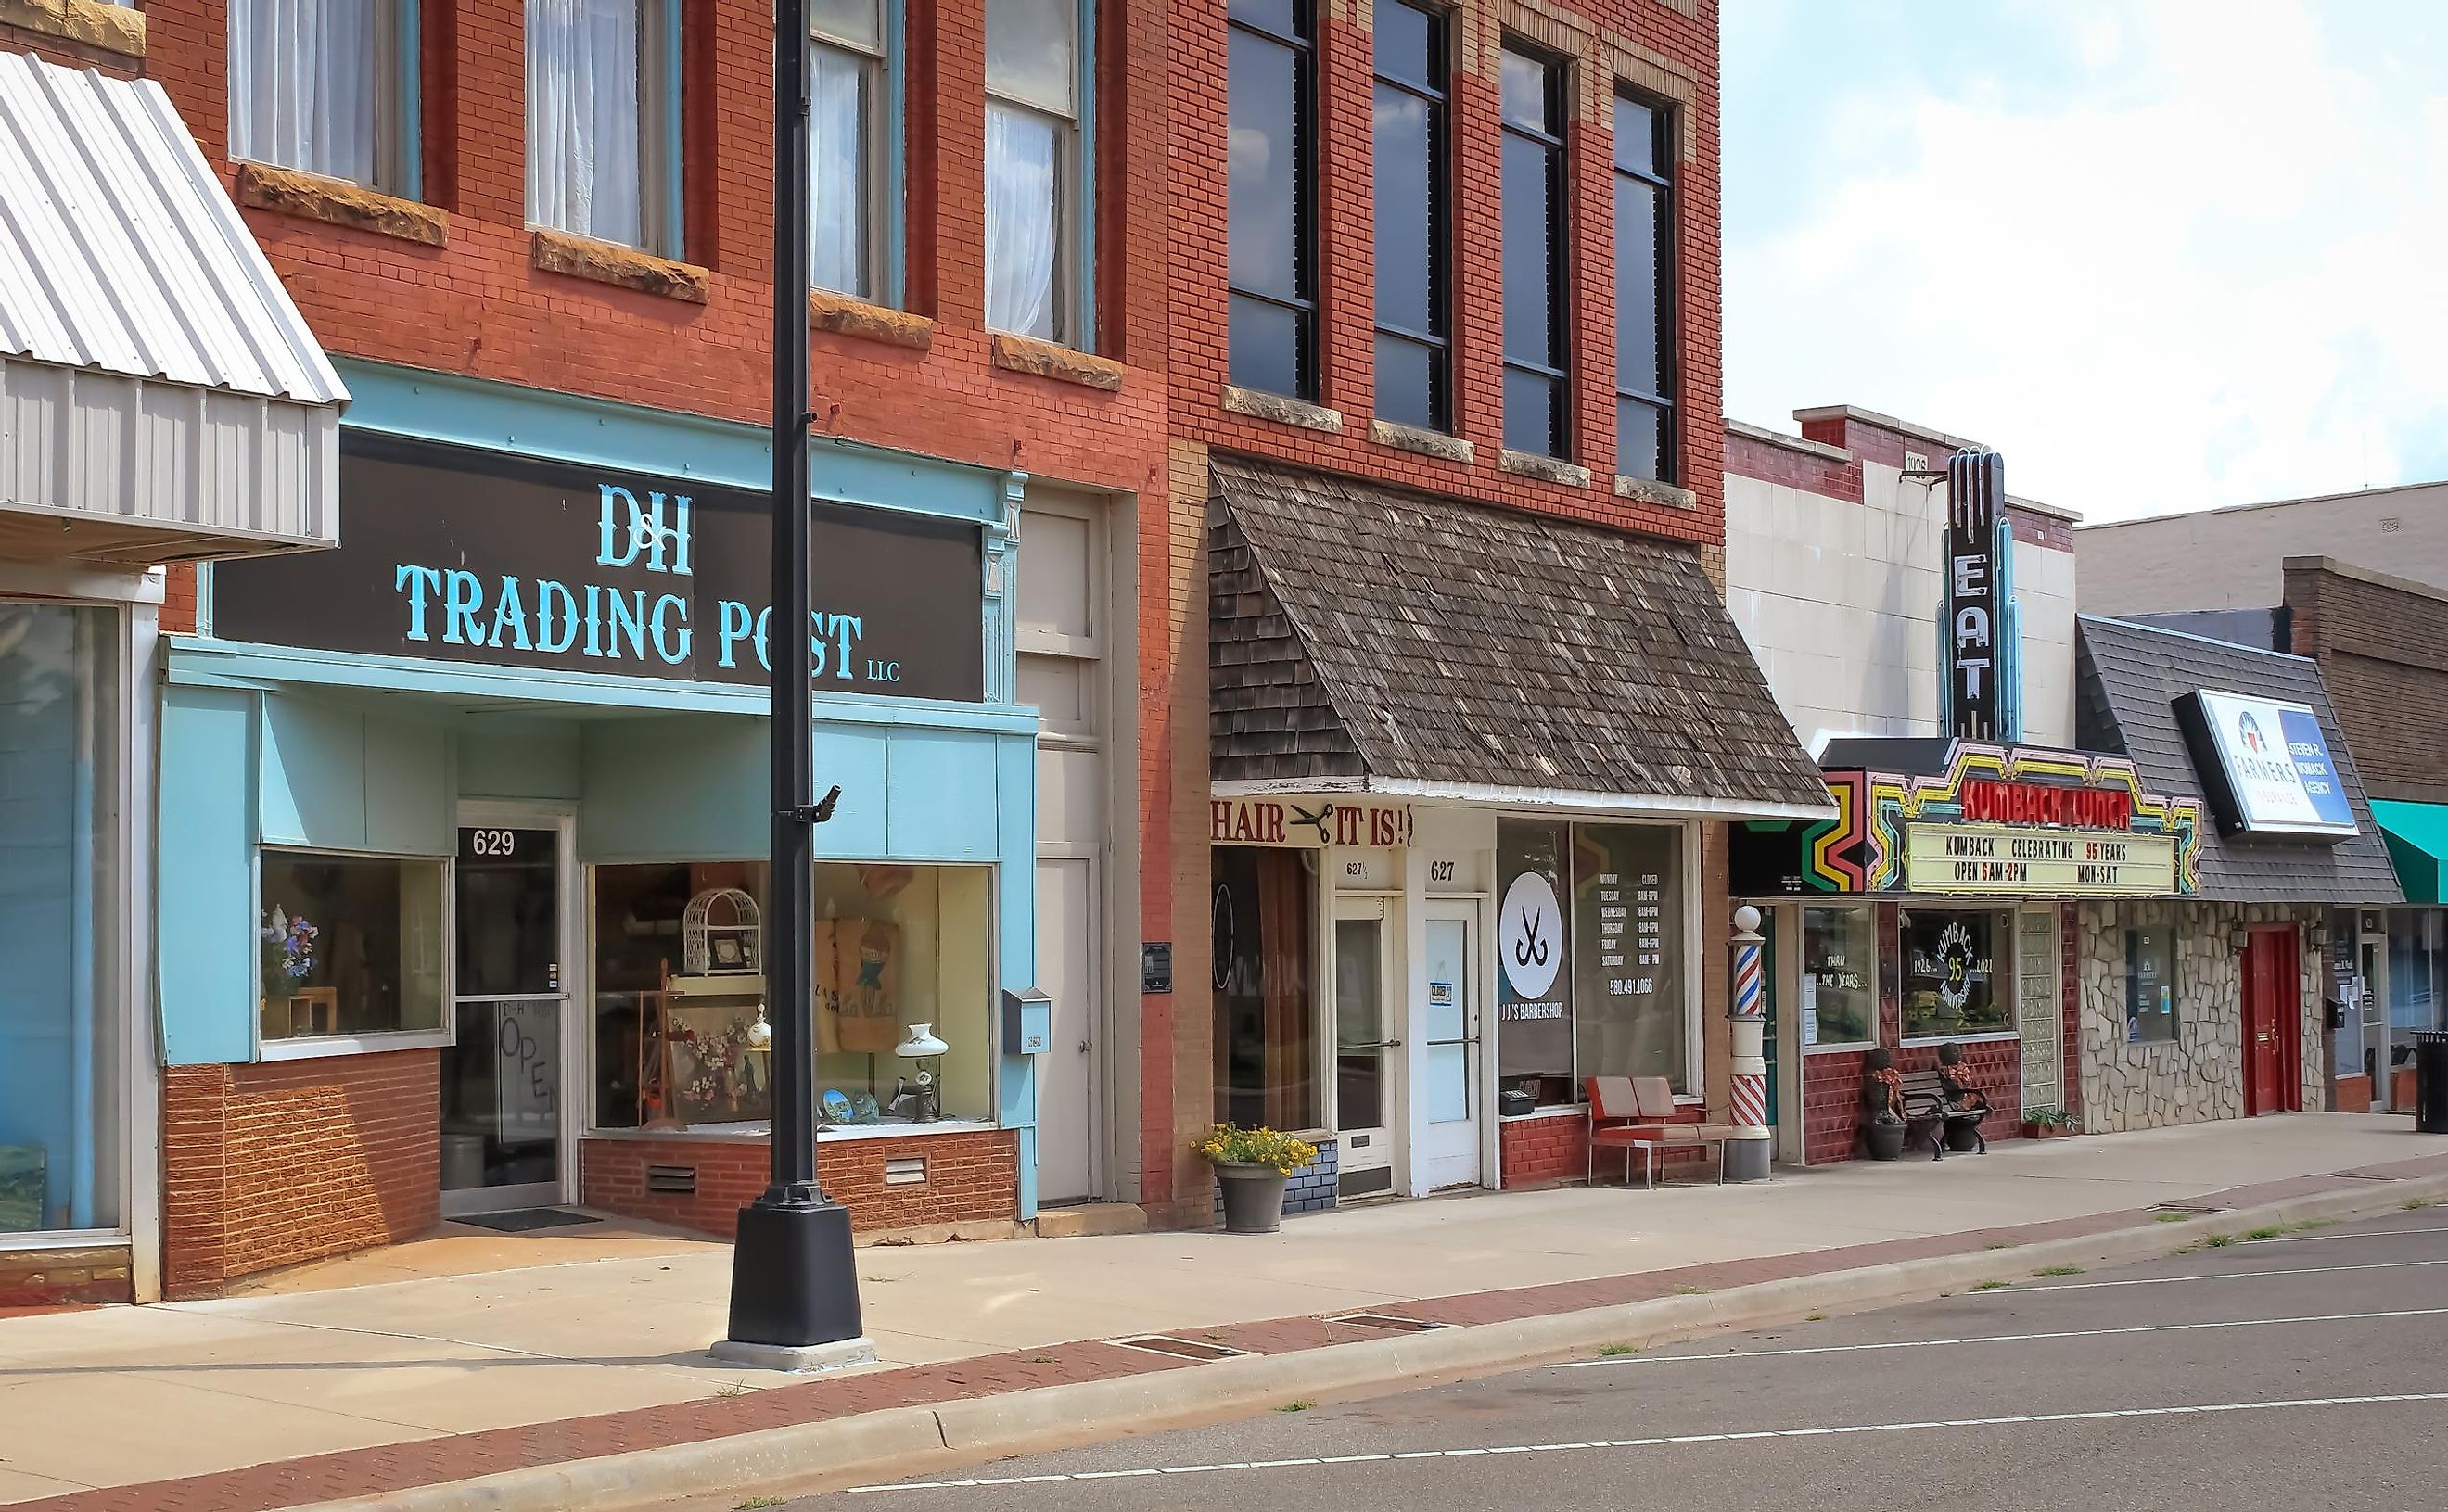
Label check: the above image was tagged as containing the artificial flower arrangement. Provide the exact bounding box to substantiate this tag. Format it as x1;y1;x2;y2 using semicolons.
260;906;319;992
1192;1123;1320;1176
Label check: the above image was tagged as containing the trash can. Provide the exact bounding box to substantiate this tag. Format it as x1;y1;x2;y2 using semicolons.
2416;1031;2448;1135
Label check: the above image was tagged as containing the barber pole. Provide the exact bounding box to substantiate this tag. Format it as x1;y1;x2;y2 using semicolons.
1724;906;1771;1181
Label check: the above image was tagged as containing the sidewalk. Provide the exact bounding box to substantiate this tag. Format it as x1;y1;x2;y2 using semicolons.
3;1114;2443;1510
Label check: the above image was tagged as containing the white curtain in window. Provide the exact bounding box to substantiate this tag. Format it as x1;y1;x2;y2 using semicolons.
984;105;1059;340
810;43;869;300
528;0;644;248
228;0;377;185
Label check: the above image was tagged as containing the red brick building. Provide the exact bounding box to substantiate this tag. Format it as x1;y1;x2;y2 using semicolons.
117;0;1189;1295
1173;0;1825;1210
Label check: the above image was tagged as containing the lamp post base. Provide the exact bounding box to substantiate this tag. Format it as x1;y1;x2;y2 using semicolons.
721;1185;867;1363
708;1334;879;1373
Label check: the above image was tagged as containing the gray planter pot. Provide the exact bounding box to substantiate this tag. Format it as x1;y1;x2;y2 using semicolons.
1215;1163;1289;1234
1864;1120;1906;1161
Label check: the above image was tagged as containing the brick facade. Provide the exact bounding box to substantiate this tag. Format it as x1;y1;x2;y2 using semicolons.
159;1050;441;1299
135;0;1192;1246
2284;559;2448;805
1166;0;1743;1215
580;1130;1018;1239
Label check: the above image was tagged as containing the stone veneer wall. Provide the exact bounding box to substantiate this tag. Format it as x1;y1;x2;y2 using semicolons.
2076;901;2326;1132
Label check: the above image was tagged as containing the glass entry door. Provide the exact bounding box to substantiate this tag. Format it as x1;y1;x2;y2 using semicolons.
1333;899;1396;1191
1417;904;1482;1190
441;819;570;1214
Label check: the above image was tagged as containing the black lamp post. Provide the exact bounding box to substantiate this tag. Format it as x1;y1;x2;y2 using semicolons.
716;0;869;1367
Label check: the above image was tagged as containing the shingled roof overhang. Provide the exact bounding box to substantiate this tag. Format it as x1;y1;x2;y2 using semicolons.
1208;456;1833;821
2076;613;2401;905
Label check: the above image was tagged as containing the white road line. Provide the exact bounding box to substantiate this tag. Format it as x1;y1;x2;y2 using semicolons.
2246;1226;2448;1246
2019;1257;2448;1291
843;1393;2448;1493
1546;1304;2448;1368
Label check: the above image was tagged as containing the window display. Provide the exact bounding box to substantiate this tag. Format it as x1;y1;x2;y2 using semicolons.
1211;845;1321;1130
592;859;993;1132
0;602;121;1233
1901;909;2011;1040
1571;823;1684;1087
1803;905;1876;1047
2125;924;2178;1043
258;851;445;1040
1496;819;1574;1106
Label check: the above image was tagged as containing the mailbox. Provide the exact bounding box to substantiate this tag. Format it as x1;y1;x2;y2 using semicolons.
1001;987;1053;1056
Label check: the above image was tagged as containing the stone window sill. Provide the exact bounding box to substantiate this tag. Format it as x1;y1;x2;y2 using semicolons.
990;331;1124;391
1616;475;1698;510
1;0;144;59
530;227;709;304
811;289;933;351
1500;449;1593;489
1370;418;1473;464
235;161;447;248
1220;384;1343;434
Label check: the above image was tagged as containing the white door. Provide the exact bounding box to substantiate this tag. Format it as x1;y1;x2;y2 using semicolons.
1417;905;1481;1190
1035;856;1100;1202
1333;897;1397;1191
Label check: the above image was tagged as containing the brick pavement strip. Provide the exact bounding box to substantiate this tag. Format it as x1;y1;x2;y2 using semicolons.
21;1152;2448;1512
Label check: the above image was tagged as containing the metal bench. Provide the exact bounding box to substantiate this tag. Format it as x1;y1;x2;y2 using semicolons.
1896;1069;1989;1160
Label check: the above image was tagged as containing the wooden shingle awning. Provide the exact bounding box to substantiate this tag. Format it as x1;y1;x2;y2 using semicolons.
1208;456;1831;820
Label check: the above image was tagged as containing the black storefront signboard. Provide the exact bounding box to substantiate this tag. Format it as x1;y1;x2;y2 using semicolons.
214;435;986;704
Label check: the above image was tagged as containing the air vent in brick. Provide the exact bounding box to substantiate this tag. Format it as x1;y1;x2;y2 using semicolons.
645;1164;697;1194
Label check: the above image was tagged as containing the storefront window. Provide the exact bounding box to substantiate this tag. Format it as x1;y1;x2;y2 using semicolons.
2125;924;2178;1043
1802;905;1876;1047
1900;908;2010;1040
0;603;121;1233
2387;910;2446;1082
1497;819;1574;1105
1212;846;1321;1130
591;859;994;1131
258;852;445;1041
1571;823;1684;1087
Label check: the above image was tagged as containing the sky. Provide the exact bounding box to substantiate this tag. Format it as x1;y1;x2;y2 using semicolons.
1721;0;2448;523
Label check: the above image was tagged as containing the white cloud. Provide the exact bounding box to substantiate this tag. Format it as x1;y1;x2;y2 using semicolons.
1725;0;2448;522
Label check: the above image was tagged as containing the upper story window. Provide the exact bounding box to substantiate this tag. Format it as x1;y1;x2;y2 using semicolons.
986;0;1086;345
228;0;417;196
527;0;684;257
1227;0;1316;401
810;0;893;304
1371;0;1447;432
1613;93;1676;482
1499;44;1567;459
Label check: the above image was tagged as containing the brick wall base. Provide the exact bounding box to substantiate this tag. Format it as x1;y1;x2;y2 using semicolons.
1500;1113;1587;1188
0;1243;133;1307
1803;1041;2023;1166
580;1130;1018;1238
162;1049;440;1299
2335;1073;2374;1114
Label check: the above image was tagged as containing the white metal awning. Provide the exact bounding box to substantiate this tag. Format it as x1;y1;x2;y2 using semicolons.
0;50;347;565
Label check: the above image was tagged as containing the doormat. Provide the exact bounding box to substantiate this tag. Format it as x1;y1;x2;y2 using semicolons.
453;1208;604;1234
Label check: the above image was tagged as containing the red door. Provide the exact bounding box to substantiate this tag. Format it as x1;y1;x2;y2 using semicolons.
2243;927;2302;1115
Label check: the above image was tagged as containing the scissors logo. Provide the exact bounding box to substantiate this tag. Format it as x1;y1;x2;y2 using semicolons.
1499;871;1562;999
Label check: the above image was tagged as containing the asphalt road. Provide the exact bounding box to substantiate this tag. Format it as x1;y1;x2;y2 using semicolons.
799;1208;2448;1511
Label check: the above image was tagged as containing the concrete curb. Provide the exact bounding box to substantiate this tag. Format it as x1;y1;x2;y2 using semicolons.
303;1171;2448;1512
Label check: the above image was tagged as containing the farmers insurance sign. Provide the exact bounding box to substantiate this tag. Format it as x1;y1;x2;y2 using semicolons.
2178;690;2360;839
212;435;985;703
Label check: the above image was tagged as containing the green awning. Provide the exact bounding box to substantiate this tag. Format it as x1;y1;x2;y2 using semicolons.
2371;799;2448;905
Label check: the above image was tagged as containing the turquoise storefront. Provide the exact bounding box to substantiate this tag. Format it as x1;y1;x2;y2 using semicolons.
155;363;1043;1289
